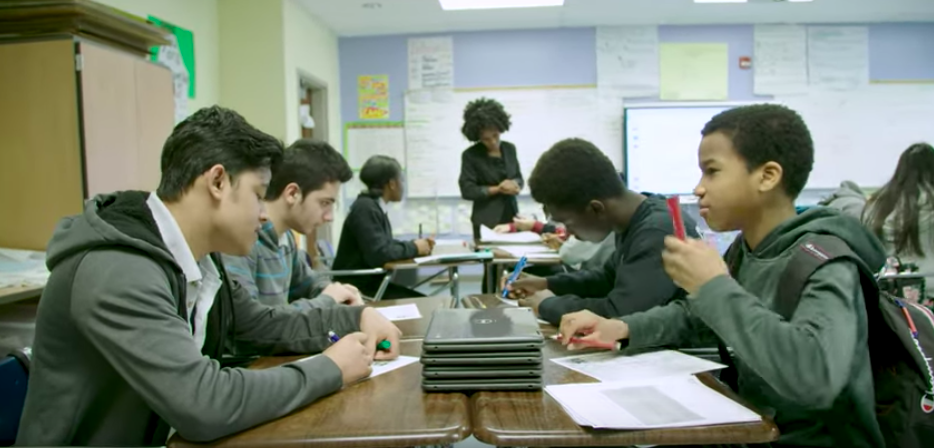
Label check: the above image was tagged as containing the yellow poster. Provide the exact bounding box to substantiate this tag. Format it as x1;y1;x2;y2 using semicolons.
659;43;729;101
358;75;390;120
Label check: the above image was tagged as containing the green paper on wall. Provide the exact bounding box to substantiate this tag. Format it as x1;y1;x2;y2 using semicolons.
659;43;728;101
148;15;196;99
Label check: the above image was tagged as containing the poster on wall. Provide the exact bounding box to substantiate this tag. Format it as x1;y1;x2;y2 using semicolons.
408;36;454;89
358;74;390;120
148;15;195;123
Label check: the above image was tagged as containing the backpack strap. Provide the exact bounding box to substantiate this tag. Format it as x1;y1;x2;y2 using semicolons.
717;234;746;390
775;234;857;320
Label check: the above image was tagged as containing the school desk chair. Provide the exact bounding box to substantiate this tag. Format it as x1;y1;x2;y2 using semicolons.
312;239;393;302
0;348;29;446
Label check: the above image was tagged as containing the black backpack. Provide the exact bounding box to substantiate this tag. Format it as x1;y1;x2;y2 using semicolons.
722;233;934;448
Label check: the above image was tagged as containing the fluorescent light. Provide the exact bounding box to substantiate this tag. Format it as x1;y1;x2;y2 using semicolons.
439;0;565;11
693;0;747;3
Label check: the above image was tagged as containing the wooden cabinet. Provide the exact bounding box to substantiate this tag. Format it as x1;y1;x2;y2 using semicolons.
0;37;174;250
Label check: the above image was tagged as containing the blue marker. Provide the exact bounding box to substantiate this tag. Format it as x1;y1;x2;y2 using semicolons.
502;255;529;298
328;331;340;343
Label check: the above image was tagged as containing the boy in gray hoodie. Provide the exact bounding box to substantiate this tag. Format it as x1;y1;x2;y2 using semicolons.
558;104;887;447
16;107;401;446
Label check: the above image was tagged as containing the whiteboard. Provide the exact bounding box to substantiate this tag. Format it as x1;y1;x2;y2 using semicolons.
345;124;406;170
404;87;623;198
624;84;934;193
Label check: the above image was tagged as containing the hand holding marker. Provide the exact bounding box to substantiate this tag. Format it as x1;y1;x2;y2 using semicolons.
329;331;391;351
502;255;528;298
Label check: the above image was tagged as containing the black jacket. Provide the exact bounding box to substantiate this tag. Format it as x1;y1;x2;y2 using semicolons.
333;193;418;291
458;141;523;238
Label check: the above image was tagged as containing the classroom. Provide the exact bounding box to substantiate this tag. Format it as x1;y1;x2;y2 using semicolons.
2;0;934;447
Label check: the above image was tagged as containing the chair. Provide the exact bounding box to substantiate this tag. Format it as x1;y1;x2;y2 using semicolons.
0;348;29;446
313;240;393;302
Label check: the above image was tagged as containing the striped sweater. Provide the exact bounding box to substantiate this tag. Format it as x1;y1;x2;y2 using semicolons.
222;222;336;310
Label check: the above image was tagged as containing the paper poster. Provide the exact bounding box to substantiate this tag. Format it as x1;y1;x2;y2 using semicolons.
807;26;870;91
358;75;390;120
408;36;454;89
148;16;195;99
596;26;660;98
659;43;729;101
754;25;808;96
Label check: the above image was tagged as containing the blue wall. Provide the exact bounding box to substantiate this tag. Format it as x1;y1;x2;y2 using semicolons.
338;23;934;126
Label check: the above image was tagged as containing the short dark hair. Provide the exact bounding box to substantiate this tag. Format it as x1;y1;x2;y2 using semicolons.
266;139;353;200
359;155;402;194
461;97;511;142
702;104;814;199
156;106;283;202
529;138;624;210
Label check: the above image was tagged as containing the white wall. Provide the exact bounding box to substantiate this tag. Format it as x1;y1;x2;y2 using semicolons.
94;0;220;114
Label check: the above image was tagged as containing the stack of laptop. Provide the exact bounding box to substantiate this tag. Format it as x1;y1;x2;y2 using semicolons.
420;307;545;392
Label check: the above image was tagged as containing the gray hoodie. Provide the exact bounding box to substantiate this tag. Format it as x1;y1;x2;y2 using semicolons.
16;192;363;446
818;180;867;221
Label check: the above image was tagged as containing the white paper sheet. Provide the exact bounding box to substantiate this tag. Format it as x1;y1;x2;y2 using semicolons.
550;350;725;383
375;303;422;321
546;375;761;430
596;26;660;98
753;25;808;95
408;37;454;90
413;252;492;265
807;26;869;91
296;355;419;381
497;245;556;258
479;225;542;244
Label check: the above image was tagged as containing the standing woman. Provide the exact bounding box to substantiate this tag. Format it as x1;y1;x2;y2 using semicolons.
458;98;523;240
863;143;934;304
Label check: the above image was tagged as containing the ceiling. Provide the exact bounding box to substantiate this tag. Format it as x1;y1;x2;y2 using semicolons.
297;0;934;37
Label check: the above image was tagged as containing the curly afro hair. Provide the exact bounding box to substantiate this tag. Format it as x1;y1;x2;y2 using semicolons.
702;104;814;199
529;138;625;211
461;97;511;142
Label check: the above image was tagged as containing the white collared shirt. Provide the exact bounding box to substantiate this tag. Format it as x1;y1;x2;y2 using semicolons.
146;193;221;349
378;198;389;215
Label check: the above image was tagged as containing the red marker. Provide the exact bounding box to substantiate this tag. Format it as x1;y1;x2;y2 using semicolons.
554;334;619;351
667;196;687;240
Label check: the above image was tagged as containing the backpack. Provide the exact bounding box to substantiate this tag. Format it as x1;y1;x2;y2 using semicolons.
721;233;934;448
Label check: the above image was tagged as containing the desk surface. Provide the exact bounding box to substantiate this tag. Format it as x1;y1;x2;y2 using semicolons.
0;285;43;306
465;294;781;447
383;258;486;270
368;296;452;340
169;340;470;448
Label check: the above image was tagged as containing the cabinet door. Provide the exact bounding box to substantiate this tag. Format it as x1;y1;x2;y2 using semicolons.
79;41;140;198
134;59;174;193
0;39;83;250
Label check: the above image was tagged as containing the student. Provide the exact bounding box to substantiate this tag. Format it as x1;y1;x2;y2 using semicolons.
558;104;887;447
818;180;867;220
495;217;615;272
863;143;934;302
458;97;523;241
505;138;699;326
223;139;364;312
333;155;434;300
16;107;402;446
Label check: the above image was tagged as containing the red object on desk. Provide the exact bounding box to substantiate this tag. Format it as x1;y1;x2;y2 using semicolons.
554;334;618;351
667;196;687;240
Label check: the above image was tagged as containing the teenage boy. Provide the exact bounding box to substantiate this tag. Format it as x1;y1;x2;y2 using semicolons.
17;107;401;447
506;138;699;326
223;139;364;310
558;104;887;447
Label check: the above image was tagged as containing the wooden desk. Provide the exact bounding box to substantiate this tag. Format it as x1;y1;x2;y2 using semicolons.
169;340;470;448
368;295;453;340
0;285;43;306
470;331;780;447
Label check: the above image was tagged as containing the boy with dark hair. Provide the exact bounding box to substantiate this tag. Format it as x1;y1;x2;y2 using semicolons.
559;104;887;447
17;107;401;446
223;139;363;311
506;138;699;326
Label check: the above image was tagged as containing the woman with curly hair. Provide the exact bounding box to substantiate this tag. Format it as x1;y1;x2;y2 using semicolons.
457;97;523;240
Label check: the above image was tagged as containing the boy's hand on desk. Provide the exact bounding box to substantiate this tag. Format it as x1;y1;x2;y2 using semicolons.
518;289;555;316
502;273;547;298
513;217;536;231
324;283;365;306
661;236;729;296
493;224;512;233
323;332;373;386
558;311;629;351
360;307;402;360
542;233;563;250
414;239;433;256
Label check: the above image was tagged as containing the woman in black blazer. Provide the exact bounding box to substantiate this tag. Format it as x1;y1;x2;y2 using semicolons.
457;97;524;241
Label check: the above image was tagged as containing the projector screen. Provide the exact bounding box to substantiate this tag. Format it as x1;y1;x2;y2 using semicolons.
625;105;741;195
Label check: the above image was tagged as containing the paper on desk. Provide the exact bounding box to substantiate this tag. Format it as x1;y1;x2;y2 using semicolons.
375;303;422;321
296;355;419;381
413;252;492;264
546;375;760;429
497;245;554;257
550;349;725;383
479;225;542;244
497;297;552;325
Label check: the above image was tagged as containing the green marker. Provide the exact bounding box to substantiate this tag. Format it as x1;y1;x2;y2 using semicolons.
377;340;391;351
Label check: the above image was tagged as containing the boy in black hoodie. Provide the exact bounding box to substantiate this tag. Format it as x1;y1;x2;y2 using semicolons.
558;104;887;447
